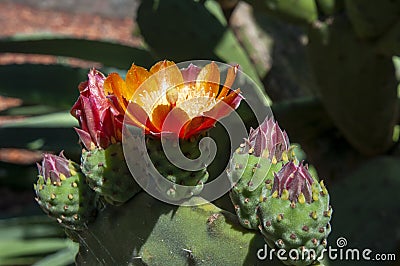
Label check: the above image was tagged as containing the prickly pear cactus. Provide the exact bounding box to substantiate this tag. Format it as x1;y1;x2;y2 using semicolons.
228;117;293;229
229;152;282;229
258;161;332;266
81;143;141;205
145;135;210;201
228;117;332;265
35;153;97;230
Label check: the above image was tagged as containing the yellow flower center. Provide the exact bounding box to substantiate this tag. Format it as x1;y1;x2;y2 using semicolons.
137;81;219;119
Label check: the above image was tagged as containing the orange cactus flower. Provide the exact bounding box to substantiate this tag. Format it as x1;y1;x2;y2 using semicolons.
104;61;243;139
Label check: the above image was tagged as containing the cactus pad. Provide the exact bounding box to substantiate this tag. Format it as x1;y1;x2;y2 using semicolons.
35;161;97;230
81;143;141;205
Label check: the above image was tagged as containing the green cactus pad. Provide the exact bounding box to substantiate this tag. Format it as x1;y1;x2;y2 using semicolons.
316;0;343;16
247;0;318;25
258;181;332;266
34;163;97;230
228;151;284;229
307;16;398;155
145;135;209;201
81;143;141;205
345;0;400;39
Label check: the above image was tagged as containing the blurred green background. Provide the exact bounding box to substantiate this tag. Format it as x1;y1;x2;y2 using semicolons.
0;0;399;265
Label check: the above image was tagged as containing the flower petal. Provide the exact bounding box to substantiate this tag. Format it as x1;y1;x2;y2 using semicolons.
125;64;151;99
104;73;128;110
74;127;93;150
196;62;220;97
151;104;172;131
181;64;201;82
218;64;238;99
163;107;191;137
125;102;158;134
205;89;242;120
182;116;215;138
